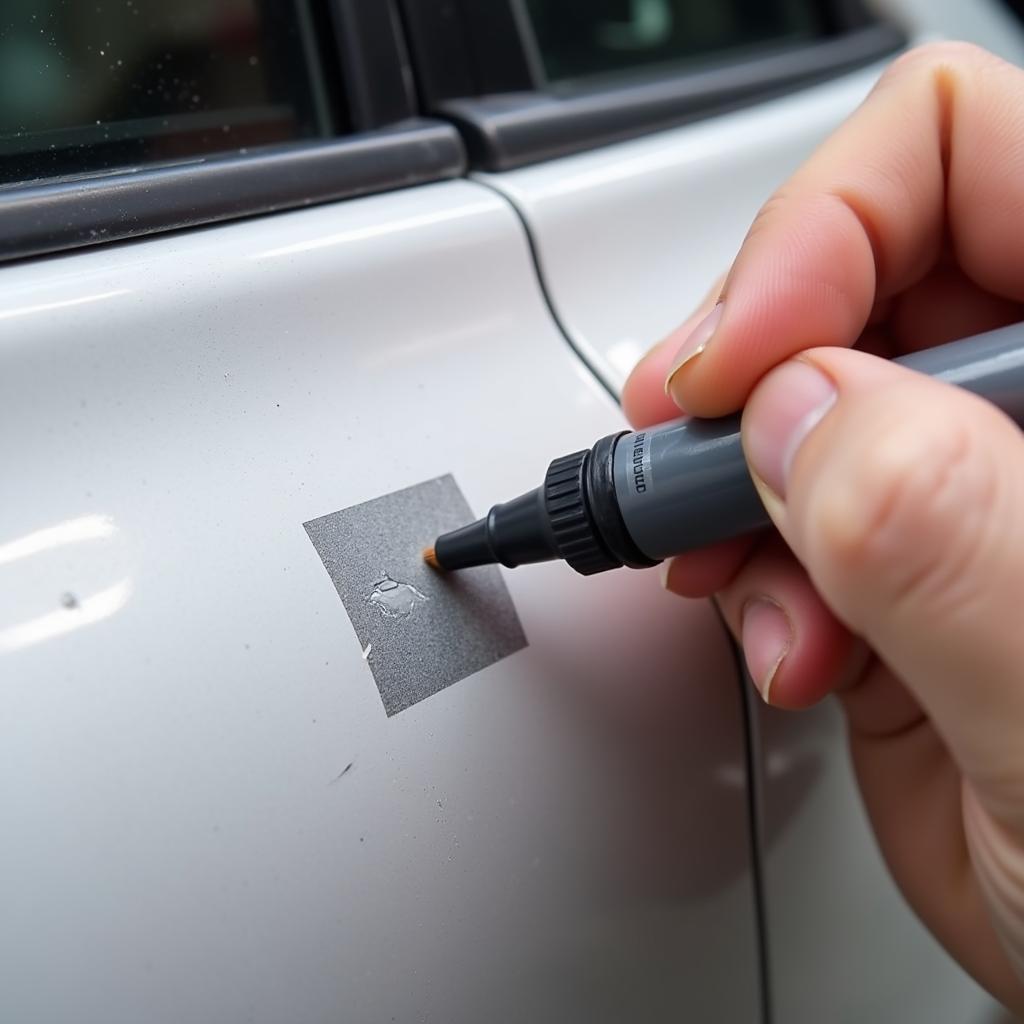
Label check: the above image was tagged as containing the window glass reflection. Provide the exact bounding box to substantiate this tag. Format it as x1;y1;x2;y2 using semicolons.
525;0;826;83
0;0;341;185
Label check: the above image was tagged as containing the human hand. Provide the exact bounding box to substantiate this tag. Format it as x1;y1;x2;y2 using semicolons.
623;43;1024;1011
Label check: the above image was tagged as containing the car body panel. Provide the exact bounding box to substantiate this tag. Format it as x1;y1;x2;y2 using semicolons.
476;57;885;393
0;180;760;1022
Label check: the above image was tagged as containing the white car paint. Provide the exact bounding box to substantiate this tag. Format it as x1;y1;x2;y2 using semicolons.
478;59;887;392
0;180;760;1022
883;0;1024;63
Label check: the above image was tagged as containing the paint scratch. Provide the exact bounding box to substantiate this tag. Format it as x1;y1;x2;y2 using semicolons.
330;762;354;785
361;642;372;660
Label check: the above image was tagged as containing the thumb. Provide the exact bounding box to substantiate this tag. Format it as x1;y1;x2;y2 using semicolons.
741;347;1024;820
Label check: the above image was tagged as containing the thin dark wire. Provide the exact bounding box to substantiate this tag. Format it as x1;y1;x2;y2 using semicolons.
473;176;621;404
475;173;774;1021
711;597;774;1024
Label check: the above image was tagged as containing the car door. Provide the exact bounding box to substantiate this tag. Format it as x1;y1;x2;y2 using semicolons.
0;3;762;1023
400;1;1023;1021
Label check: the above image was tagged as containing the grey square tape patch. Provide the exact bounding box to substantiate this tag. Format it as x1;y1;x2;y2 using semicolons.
304;475;528;716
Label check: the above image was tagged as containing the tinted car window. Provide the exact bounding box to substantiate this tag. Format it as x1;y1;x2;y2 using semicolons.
525;0;827;82
0;0;342;185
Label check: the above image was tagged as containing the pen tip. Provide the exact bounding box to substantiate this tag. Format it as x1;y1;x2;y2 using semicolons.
422;546;442;571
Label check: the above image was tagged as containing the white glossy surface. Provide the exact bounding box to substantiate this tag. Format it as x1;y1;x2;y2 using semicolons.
0;181;759;1022
882;0;1024;64
478;62;886;392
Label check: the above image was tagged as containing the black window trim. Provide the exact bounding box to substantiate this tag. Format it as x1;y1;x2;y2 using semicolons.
0;0;465;265
397;1;906;171
0;120;465;264
0;1;907;264
436;21;907;172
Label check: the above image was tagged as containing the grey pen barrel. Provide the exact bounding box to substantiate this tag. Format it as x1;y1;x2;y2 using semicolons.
899;321;1024;417
611;323;1024;561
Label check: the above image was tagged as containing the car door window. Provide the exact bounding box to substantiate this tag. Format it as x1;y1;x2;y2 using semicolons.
525;0;828;83
0;0;344;186
0;1;465;263
399;0;903;171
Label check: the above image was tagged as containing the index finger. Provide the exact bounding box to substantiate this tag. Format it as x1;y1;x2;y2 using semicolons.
664;42;1024;417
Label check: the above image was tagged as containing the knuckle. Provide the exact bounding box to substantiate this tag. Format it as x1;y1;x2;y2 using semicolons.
741;190;792;248
816;411;1000;615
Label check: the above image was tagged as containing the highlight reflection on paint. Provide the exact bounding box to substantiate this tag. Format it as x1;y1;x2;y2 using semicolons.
0;288;131;322
250;205;494;261
0;514;116;567
0;578;132;654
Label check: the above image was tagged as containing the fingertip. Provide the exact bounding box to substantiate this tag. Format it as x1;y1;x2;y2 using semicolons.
715;538;859;710
761;601;858;710
623;275;727;426
663;302;724;409
621;334;690;428
666;193;876;417
660;536;758;598
740;597;792;704
755;577;858;710
662;306;735;418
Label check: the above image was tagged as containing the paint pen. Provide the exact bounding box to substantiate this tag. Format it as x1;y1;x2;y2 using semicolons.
423;323;1024;576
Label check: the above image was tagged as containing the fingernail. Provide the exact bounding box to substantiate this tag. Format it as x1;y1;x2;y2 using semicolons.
741;598;793;704
744;360;836;499
659;559;673;589
664;303;723;397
